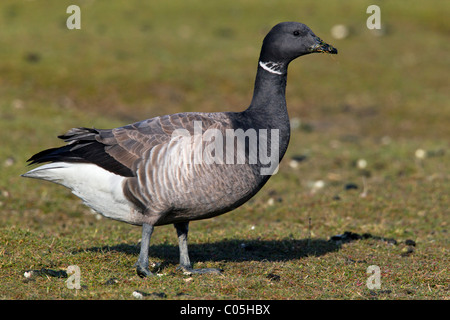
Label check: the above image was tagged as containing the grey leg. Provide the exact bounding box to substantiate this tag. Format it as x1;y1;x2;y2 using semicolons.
174;222;222;274
135;223;154;278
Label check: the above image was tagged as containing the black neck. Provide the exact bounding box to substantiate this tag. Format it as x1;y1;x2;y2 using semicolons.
244;62;291;155
247;62;288;111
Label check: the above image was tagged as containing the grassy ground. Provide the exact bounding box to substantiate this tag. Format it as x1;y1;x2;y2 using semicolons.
0;0;448;300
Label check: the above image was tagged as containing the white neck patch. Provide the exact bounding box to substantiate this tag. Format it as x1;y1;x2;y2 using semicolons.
259;61;284;75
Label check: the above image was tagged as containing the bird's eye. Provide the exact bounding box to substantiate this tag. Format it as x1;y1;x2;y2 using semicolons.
293;30;300;36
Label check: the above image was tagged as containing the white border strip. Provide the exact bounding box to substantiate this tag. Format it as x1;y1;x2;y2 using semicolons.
259;61;283;75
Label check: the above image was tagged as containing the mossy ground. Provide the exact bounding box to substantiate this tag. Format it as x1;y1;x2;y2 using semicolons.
0;0;448;300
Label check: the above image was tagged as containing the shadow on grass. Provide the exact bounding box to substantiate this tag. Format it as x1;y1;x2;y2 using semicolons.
73;238;341;264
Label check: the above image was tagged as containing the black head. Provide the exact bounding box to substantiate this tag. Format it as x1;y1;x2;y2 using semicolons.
259;22;337;72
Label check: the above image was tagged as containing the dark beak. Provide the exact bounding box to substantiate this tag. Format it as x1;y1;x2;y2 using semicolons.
310;36;338;54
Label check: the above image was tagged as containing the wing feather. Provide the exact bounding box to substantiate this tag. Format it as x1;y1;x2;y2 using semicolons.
27;112;232;179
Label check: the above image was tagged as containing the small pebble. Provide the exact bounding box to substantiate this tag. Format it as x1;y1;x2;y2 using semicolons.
12;99;25;109
291;155;307;162
289;160;299;168
401;246;415;257
312;180;325;191
357;159;367;169
132;290;166;299
24;52;41;63
415;149;427;159
23;268;68;279
381;136;391;145
331;24;350;40
345;183;358;190
104;278;119;285
4;157;15;167
266;273;281;282
291;117;301;129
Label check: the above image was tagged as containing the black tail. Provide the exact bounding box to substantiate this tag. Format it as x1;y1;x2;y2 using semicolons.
27;127;134;177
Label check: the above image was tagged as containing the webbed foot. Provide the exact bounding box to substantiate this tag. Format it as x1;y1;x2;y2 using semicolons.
136;265;153;278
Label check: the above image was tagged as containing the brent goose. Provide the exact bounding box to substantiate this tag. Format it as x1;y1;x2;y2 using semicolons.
23;22;337;277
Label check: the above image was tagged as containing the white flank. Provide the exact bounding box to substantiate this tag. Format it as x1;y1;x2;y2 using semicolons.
22;162;139;224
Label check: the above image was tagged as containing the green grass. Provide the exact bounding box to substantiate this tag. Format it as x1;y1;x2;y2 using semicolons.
0;0;449;300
